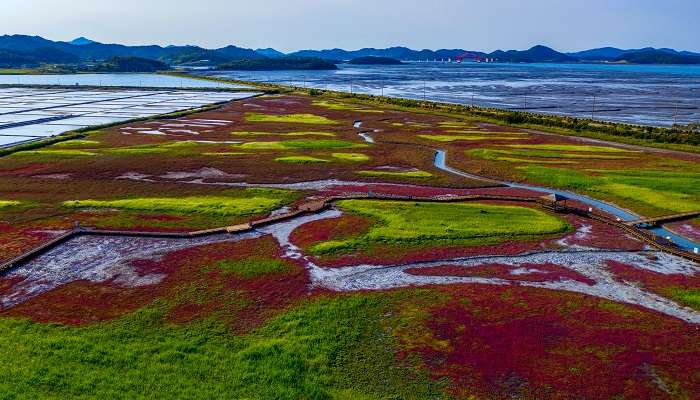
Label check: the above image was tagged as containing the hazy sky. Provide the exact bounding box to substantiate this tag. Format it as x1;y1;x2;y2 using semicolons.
2;0;699;52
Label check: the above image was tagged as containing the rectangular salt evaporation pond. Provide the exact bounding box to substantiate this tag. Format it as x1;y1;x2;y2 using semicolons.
0;88;260;147
43;116;131;126
0;136;40;146
0;114;49;123
0;124;69;137
0;74;253;89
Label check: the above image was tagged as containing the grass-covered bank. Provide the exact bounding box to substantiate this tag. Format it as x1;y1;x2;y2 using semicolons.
311;200;570;254
0;292;446;399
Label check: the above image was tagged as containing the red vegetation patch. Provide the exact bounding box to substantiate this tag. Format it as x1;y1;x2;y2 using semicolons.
665;220;700;243
405;262;595;286
545;215;645;251
401;284;700;399
314;240;544;268
607;260;700;297
2;237;311;331
289;214;373;249
321;184;546;199
322;184;486;198
0;225;69;264
3;281;155;325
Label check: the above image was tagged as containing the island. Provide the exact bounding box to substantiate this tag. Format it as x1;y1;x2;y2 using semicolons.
348;56;403;65
216;57;337;71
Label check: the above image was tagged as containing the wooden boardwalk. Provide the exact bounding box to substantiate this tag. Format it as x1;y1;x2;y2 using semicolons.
1;193;698;274
625;211;700;227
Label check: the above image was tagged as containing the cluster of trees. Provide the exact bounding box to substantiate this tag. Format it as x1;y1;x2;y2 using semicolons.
217;57;337;71
89;57;169;72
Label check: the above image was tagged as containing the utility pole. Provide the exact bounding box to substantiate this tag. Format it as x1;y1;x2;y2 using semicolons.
592;94;596;119
381;82;384;97
423;81;426;101
350;79;353;94
673;98;679;126
471;91;475;107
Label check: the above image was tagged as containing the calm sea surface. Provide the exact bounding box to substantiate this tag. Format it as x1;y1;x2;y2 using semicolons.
0;73;250;89
206;63;700;127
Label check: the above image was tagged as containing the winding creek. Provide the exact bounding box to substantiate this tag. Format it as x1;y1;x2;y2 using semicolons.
355;120;700;251
0;118;698;322
434;150;700;251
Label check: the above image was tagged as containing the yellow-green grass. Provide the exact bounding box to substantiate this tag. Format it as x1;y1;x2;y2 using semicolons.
0;200;21;209
446;130;529;136
311;200;569;254
417;134;525;142
312;100;384;113
407;122;432;128
214;258;292;279
667;288;700;311
232;131;337;138
469;149;578;164
332;153;370;162
50;140;101;148
238;139;362;151
245;113;339;125
202;152;247;157
275;156;330;164
104;147;171;155
438;121;476;128
13;149;98;157
102;141;211;156
492;148;632;160
63;189;294;217
505;144;636;153
519;166;700;215
0;68;35;74
0;292;443;399
357;170;433;179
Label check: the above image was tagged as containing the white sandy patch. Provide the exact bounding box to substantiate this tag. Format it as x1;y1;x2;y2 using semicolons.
1;231;261;309
303;250;700;324
160;168;244;180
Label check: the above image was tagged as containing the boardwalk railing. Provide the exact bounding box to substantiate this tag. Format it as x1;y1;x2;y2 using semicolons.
1;193;698;274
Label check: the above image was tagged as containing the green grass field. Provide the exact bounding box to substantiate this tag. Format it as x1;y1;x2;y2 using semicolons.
0;292;443;399
357;170;433;179
417;134;525;142
245;113;339;125
0;68;36;75
63;189;295;217
13;149;98;157
468;148;635;163
232;131;337;138
275;156;330;164
213;258;292;279
239;140;362;151
332;153;370;162
50;140;102;148
312;100;384;113
438;121;476;128
519;166;700;215
0;200;21;209
667;288;700;311
505;144;635;153
311;200;569;254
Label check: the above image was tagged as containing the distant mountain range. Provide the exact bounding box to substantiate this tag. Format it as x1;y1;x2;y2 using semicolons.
567;46;700;63
1;34;699;68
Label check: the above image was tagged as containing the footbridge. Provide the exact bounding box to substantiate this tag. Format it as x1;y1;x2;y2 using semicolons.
625;211;700;227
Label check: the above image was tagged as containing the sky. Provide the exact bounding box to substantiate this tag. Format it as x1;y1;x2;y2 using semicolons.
2;0;699;52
